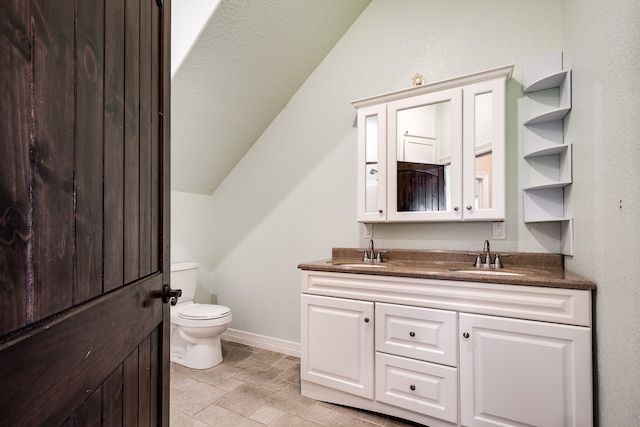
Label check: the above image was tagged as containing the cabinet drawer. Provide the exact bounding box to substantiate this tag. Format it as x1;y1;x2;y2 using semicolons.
376;303;457;366
376;352;458;423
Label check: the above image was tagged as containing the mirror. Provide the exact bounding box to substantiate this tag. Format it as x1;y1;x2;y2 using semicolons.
394;92;495;214
396;100;452;212
365;114;379;213
473;92;493;210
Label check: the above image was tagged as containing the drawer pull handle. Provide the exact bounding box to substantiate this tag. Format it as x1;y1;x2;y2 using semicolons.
364;317;370;323
410;385;416;391
463;332;470;339
409;331;415;337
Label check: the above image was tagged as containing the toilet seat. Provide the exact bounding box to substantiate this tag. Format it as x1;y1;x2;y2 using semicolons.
178;303;231;320
171;302;232;328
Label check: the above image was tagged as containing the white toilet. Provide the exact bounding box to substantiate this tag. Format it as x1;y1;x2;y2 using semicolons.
170;262;232;369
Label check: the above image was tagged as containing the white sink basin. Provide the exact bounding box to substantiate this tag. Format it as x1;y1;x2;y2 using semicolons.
335;263;387;268
454;269;525;276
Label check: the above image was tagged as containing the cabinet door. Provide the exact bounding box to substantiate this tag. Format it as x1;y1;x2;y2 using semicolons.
459;313;592;427
387;88;463;222
461;78;506;221
357;104;387;222
301;294;374;398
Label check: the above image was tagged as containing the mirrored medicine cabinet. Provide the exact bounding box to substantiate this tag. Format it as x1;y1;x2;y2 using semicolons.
353;65;513;223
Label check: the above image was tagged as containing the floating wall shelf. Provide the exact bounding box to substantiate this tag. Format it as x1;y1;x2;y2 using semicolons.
522;52;573;255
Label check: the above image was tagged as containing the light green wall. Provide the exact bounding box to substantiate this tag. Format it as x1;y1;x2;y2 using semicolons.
171;0;640;423
562;1;640;425
170;191;215;304
194;0;564;340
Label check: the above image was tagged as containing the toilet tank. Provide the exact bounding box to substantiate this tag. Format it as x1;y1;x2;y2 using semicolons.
170;262;199;302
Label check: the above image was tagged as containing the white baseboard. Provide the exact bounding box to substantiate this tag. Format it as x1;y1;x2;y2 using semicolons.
221;328;301;358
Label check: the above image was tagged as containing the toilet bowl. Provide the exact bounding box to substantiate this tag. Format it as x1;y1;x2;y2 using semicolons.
170;262;232;369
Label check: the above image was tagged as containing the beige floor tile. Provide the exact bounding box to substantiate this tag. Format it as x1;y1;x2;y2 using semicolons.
248;404;285;424
272;356;299;370
299;401;339;425
200;410;264;427
250;348;288;366
276;363;300;385
170;341;421;426
170;376;199;392
170;381;227;416
216;376;245;392
169;407;208;427
215;382;276;417
233;362;289;392
359;409;396;426
267;413;323;427
193;402;237;424
192;362;244;387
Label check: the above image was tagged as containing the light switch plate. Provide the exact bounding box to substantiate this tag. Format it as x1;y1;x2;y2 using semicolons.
362;223;373;239
492;221;506;240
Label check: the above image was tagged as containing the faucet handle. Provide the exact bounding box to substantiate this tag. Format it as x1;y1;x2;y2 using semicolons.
468;253;482;268
375;250;388;263
493;253;509;269
358;249;369;262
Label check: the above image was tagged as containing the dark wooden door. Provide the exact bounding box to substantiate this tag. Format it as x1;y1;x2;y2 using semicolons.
0;0;171;425
397;161;446;212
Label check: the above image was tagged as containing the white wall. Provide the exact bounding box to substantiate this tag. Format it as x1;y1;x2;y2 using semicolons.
562;1;640;424
171;0;221;77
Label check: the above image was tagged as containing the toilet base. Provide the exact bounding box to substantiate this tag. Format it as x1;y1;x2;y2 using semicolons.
170;327;225;370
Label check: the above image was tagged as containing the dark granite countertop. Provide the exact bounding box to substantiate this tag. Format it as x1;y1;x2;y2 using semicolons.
298;248;596;290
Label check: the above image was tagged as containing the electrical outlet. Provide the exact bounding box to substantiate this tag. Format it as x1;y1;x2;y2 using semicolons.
492;221;506;240
362;223;373;239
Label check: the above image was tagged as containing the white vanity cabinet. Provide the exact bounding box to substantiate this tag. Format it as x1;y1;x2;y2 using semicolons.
300;270;593;427
353;65;513;223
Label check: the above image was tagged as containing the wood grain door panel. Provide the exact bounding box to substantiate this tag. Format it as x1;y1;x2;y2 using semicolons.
0;0;171;424
0;276;164;425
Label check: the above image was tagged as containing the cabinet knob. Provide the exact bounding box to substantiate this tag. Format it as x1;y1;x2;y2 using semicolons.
410;384;416;391
378;209;383;214
466;205;473;211
453;206;459;211
463;332;470;338
364;317;370;323
409;331;415;337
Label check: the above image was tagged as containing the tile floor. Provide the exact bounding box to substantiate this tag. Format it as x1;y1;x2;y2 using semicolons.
170;340;422;426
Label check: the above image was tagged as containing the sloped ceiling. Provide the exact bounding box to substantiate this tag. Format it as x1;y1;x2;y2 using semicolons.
171;0;371;194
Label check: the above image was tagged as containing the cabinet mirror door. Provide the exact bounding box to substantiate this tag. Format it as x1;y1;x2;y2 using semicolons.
462;79;506;220
357;104;387;222
387;88;463;222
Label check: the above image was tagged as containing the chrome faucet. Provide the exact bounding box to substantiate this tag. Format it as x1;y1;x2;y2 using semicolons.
359;239;386;263
468;239;508;269
483;240;491;268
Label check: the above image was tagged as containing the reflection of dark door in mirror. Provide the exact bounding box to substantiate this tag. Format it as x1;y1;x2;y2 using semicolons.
397;161;446;212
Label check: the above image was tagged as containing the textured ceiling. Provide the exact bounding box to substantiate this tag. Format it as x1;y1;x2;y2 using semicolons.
171;0;371;194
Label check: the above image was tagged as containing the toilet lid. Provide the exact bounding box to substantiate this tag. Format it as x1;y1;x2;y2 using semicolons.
178;304;231;320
